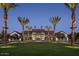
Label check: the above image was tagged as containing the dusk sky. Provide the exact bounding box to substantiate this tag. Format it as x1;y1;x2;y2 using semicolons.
0;3;79;34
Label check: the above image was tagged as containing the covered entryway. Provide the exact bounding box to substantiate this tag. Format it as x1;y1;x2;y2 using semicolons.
32;32;45;41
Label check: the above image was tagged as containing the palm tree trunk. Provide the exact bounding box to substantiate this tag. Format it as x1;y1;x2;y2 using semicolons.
3;8;8;46
28;30;29;40
53;25;55;34
53;26;56;41
48;29;51;42
71;11;75;46
48;30;50;42
22;26;25;41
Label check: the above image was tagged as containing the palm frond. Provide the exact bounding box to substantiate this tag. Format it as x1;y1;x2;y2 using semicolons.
45;26;51;30
26;26;31;30
50;16;61;26
0;3;16;11
18;17;29;26
65;3;78;11
18;17;22;23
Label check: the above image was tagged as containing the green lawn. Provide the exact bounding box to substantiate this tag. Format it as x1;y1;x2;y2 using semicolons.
0;42;79;56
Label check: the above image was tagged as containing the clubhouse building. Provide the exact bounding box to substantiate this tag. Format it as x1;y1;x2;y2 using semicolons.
9;29;69;42
24;29;54;41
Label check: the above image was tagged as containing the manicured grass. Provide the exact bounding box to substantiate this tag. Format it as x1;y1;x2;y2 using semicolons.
0;45;16;48
0;42;79;56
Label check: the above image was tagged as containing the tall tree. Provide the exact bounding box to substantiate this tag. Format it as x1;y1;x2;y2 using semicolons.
50;16;61;41
26;26;32;40
0;3;16;46
50;16;61;33
18;17;29;41
65;3;78;46
45;26;51;42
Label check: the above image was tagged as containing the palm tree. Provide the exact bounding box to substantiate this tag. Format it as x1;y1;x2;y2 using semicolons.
45;26;51;42
65;3;78;46
50;16;61;33
0;3;16;46
26;26;32;40
50;16;61;41
18;17;29;41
